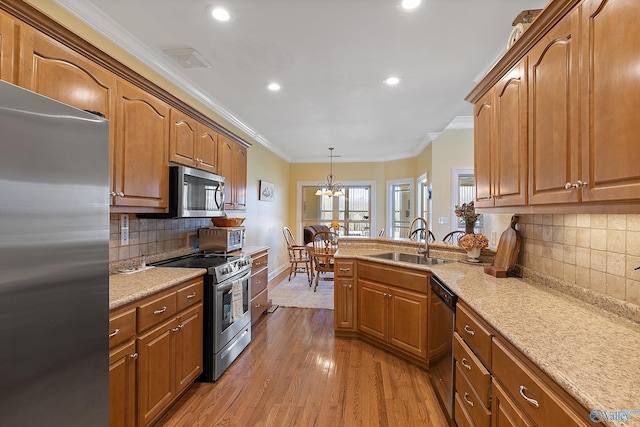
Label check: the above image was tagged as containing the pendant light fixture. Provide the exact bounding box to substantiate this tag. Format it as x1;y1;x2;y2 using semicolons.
315;148;344;197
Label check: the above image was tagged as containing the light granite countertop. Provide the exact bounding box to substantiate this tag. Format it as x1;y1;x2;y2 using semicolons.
109;267;206;310
336;241;640;427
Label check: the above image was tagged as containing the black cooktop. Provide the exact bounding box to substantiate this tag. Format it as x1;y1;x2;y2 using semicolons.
151;253;238;269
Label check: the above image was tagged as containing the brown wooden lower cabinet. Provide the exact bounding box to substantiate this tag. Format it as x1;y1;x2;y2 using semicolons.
354;261;429;365
492;379;535;427
250;249;269;324
109;276;204;427
109;341;137;427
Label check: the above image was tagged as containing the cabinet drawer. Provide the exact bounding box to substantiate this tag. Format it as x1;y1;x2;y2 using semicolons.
137;292;177;333
251;251;268;274
454;392;475;427
456;303;492;366
335;260;354;277
251;288;268;323
109;309;136;349
454;332;490;408
251;267;268;298
492;338;586;427
176;279;203;312
455;364;491;427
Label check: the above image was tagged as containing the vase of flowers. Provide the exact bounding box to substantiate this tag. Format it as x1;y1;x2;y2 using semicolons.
458;233;489;263
454;201;480;235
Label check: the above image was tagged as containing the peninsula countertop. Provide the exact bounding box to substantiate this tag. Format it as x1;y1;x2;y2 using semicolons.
336;243;640;427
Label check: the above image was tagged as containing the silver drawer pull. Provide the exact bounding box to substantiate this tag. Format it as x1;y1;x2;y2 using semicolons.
186;292;197;299
255;303;261;308
461;358;472;370
463;325;475;336
130;352;138;360
339;267;351;272
153;306;167;315
109;328;120;338
463;392;474;407
519;386;540;409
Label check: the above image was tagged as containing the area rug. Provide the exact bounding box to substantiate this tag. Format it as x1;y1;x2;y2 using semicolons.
269;274;334;310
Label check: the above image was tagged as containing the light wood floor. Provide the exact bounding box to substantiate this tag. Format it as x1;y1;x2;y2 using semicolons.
156;306;449;427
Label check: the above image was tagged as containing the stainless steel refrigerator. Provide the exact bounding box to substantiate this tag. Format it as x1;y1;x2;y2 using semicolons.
0;80;109;426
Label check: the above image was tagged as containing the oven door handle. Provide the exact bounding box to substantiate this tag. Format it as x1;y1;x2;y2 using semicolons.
217;271;251;292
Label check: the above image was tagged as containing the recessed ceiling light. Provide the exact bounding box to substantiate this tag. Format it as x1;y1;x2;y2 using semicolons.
266;82;281;91
399;0;422;11
211;7;230;22
383;76;401;86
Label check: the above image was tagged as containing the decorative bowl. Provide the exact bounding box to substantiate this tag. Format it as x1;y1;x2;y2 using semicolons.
211;217;245;227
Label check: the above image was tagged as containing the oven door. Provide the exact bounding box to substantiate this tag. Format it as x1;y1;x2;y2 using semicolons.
214;270;251;353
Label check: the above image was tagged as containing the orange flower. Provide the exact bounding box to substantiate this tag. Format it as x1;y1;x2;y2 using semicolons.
459;233;489;250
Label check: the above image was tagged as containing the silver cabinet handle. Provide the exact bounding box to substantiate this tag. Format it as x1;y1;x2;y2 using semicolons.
172;327;180;333
519;386;540;409
255;280;261;285
255;303;261;308
461;358;472;370
153;306;167;315
109;191;116;197
383;293;387;297
463;392;474;407
109;328;120;338
117;192;124;197
463;325;475;336
348;284;352;289
186;292;197;299
565;182;573;190
130;352;138;360
339;267;351;272
565;181;589;190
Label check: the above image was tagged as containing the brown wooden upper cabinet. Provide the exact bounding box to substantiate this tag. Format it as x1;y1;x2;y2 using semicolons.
218;135;247;211
113;79;169;212
579;0;640;203
169;109;218;174
528;8;580;206
471;0;640;211
474;59;528;208
0;9;16;83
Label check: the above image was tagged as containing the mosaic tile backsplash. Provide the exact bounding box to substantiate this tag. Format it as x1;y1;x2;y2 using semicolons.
518;214;640;306
110;214;211;263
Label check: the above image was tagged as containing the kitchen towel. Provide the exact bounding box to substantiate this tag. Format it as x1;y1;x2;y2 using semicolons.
231;280;244;320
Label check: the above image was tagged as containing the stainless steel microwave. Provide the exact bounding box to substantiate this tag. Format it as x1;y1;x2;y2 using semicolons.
139;166;225;218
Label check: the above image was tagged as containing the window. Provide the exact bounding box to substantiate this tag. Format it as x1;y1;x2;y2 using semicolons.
302;185;372;236
451;169;483;233
387;180;412;238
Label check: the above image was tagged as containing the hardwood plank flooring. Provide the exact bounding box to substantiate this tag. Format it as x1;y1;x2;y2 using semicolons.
156;307;449;427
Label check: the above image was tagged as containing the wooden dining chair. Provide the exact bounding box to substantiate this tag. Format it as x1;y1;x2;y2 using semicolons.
311;230;338;291
442;230;465;245
283;226;311;284
409;228;436;243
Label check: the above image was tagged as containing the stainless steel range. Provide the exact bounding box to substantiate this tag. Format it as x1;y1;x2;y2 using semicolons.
152;253;253;381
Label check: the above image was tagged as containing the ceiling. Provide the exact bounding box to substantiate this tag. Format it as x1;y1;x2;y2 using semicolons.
56;0;548;163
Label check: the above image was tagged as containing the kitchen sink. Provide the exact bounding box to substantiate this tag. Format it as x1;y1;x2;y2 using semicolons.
365;252;455;266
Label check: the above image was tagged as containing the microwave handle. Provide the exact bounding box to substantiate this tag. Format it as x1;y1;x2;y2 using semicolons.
216;183;224;209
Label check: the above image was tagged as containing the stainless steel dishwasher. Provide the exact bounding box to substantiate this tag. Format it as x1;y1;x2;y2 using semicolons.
428;275;457;420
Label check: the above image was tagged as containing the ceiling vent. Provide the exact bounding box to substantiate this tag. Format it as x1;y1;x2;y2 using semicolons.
163;48;211;69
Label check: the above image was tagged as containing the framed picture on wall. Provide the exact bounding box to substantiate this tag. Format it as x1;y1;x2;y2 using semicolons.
259;180;275;202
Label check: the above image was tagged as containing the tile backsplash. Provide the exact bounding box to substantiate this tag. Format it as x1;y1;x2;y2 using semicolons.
518;214;640;306
109;214;210;263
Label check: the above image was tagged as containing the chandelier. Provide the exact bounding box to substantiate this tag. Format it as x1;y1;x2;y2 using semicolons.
315;148;344;197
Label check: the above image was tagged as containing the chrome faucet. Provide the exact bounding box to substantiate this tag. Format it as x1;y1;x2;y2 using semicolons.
408;217;430;258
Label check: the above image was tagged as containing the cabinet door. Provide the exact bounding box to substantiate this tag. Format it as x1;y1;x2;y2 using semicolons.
218;135;235;210
169;109;197;167
0;10;16;83
494;59;528;207
18;26;118;198
528;10;581;205
234;144;247;209
388;286;427;359
114;79;169;211
580;0;640;202
137;318;176;427
175;304;203;394
109;341;137;427
335;278;355;331
197;125;218;174
474;89;496;208
357;279;388;341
